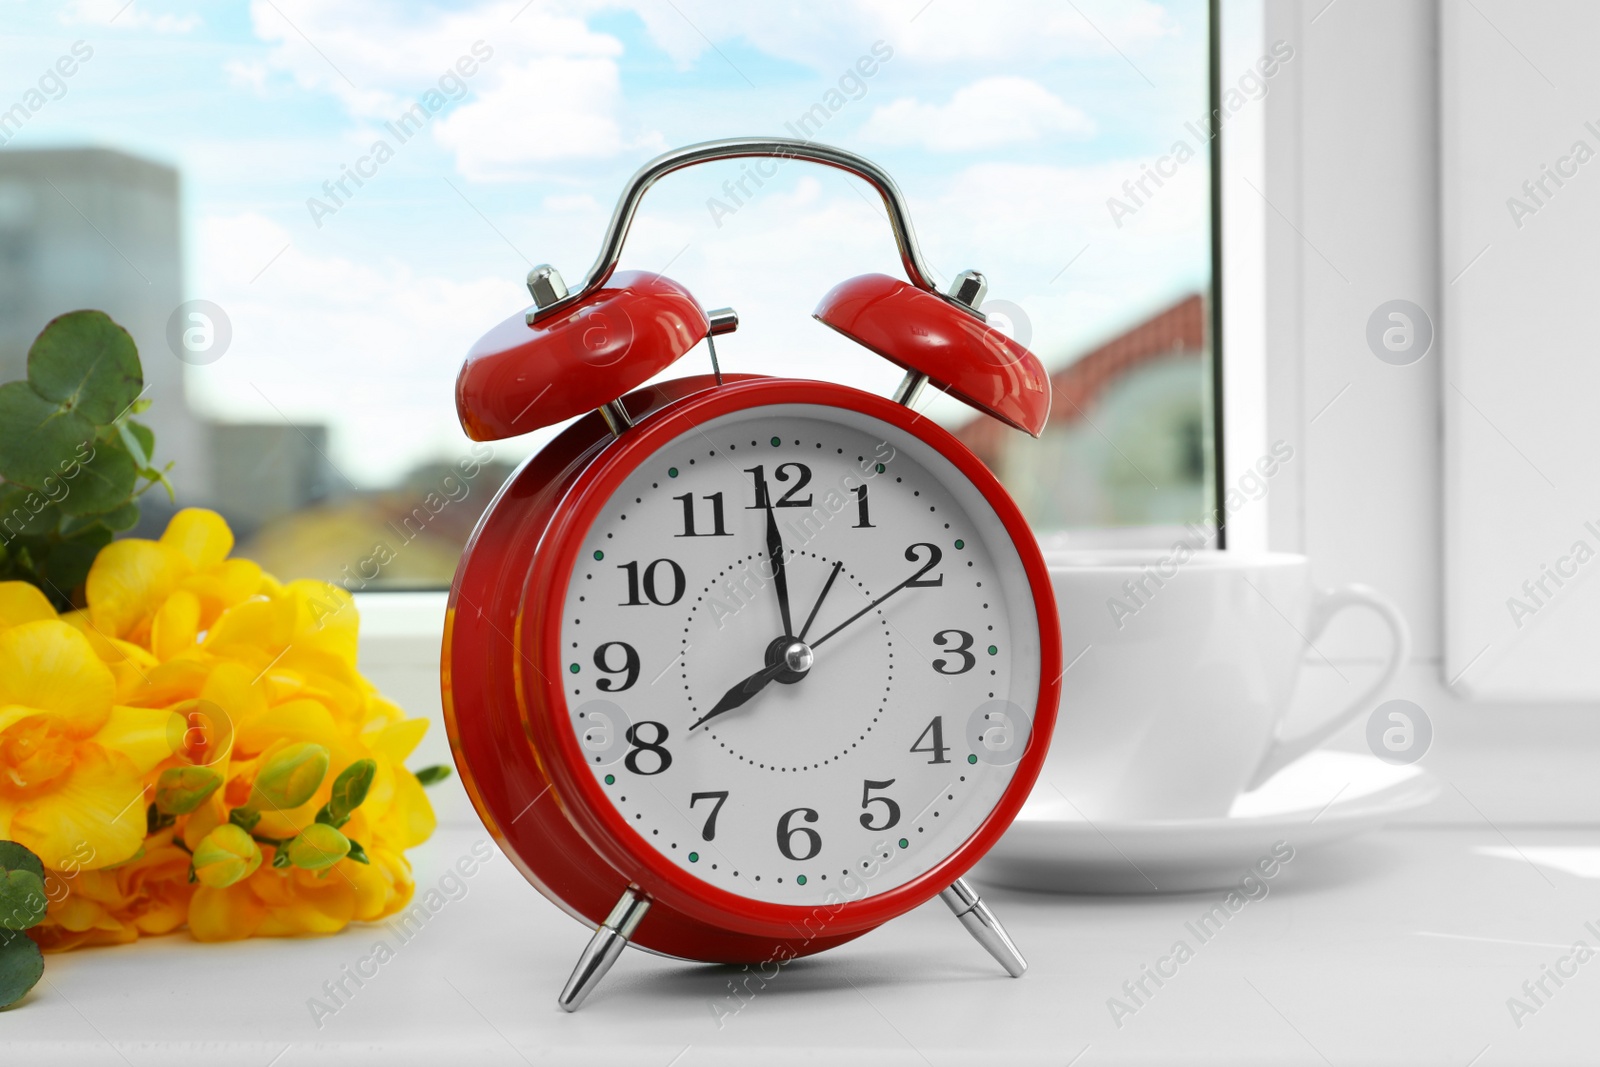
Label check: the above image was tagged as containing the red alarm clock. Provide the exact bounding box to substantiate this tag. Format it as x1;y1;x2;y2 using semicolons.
442;138;1062;1010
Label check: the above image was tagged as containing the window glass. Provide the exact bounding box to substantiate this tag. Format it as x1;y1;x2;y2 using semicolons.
0;1;1213;586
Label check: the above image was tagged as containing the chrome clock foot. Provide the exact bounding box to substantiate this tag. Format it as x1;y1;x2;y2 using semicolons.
939;877;1026;978
557;889;651;1011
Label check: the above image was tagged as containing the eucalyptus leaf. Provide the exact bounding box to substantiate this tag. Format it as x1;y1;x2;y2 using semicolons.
58;510;104;537
96;502;140;532
36;525;113;600
124;420;154;458
27;310;142;425
57;441;137;517
1;310;157;610
0;842;44;882
0;382;95;489
117;420;151;469
0;870;47;931
0;933;44;1010
0;487;60;540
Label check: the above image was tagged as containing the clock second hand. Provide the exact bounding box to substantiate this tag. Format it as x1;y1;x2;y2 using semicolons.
808;565;927;650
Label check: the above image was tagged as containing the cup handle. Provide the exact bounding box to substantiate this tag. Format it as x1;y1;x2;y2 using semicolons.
1245;584;1412;791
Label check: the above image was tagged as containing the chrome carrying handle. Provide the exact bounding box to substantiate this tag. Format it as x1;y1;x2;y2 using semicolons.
526;137;953;323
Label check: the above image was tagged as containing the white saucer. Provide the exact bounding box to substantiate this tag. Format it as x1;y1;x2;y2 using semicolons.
972;750;1439;894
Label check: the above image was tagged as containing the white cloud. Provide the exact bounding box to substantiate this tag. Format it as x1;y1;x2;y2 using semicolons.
223;59;270;96
61;0;201;32
246;0;645;177
435;57;665;180
861;77;1095;152
189;211;524;484
593;0;1177;70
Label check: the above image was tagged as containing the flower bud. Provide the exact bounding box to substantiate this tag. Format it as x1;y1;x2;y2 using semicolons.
285;823;350;871
318;758;376;828
154;766;223;815
250;742;329;811
192;825;262;888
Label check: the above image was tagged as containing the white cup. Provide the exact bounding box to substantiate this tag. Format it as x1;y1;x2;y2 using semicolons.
1042;550;1410;821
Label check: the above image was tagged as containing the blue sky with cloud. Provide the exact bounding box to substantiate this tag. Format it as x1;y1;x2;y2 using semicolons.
2;0;1210;484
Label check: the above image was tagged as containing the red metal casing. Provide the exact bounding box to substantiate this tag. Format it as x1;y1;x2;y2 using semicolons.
443;375;1062;963
813;273;1052;437
455;271;708;441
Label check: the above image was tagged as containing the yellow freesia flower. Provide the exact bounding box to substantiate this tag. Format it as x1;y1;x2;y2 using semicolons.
15;508;437;950
30;832;196;951
0;615;177;871
86;508;265;648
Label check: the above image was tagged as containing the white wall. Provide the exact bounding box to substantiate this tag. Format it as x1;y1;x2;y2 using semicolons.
1261;0;1600;825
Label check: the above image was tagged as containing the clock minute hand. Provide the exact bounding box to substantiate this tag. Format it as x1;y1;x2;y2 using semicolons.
765;504;794;637
689;659;788;731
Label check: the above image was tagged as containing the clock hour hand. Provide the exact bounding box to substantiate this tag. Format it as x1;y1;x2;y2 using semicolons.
689;659;788;731
797;560;843;641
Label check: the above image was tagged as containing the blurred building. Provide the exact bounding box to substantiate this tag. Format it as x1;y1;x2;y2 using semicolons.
0;147;208;499
208;423;339;542
954;293;1211;531
239;456;517;589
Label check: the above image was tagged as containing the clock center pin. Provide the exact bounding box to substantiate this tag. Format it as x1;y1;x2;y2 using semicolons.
763;634;814;684
782;640;815;675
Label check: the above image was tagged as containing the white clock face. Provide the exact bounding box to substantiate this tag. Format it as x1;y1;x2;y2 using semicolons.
557;402;1042;906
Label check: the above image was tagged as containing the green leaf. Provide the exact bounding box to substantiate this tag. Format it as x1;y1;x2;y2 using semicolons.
56;441;136;517
27;310;142;426
124;420;154;459
0;870;47;931
145;803;176;836
35;525;113;599
94;502;139;532
0;843;44;883
57;510;104;537
228;807;261;834
325;759;375;823
117;420;151;469
0;382;95;489
271;847;291;869
144;464;176;503
0;486;59;540
344;839;370;865
414;764;453;786
0;932;44;1010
